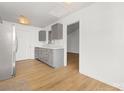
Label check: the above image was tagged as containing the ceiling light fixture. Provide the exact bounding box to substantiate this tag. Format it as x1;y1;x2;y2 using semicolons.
64;0;72;5
18;15;30;25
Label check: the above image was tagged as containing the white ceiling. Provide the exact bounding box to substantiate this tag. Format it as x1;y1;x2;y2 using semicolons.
0;2;93;27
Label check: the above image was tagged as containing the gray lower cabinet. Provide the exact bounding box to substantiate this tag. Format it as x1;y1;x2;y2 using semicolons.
35;47;39;59
35;47;64;68
47;49;64;68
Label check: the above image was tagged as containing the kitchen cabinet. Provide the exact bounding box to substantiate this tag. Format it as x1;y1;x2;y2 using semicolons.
35;47;64;68
51;23;63;40
39;30;46;41
35;47;39;59
48;31;52;44
48;49;64;68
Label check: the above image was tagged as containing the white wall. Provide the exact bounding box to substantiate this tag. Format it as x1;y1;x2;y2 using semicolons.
3;21;45;61
80;2;123;90
67;29;79;53
44;9;82;67
45;2;124;90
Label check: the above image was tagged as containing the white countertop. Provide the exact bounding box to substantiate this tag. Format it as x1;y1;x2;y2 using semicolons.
36;44;64;49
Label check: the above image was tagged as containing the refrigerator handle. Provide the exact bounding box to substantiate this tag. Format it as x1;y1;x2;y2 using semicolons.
12;24;16;77
16;36;18;53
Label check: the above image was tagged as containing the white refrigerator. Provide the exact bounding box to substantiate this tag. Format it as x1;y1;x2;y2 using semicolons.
0;23;17;80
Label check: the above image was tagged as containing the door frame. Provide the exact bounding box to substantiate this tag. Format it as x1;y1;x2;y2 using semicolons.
66;21;80;71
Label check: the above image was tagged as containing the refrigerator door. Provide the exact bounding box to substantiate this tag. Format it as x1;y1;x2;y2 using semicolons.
0;23;15;80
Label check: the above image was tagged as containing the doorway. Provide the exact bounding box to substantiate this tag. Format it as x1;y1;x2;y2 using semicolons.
67;22;79;71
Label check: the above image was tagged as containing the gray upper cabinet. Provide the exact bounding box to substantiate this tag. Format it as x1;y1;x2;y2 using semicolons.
48;31;52;43
51;23;63;40
0;16;3;23
39;30;46;41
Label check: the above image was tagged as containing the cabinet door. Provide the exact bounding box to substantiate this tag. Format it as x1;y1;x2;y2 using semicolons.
48;49;53;67
48;31;52;42
38;48;42;61
35;47;39;59
42;48;48;63
57;24;63;39
52;49;64;68
38;48;48;63
51;24;57;40
51;23;63;40
39;31;46;41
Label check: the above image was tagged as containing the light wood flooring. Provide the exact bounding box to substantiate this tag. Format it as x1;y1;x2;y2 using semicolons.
0;53;120;91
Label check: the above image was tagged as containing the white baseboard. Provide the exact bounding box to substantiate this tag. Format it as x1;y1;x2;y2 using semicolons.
79;70;123;90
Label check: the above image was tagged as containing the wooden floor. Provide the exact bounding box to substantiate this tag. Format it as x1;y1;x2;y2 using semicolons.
0;53;120;91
